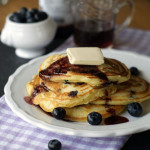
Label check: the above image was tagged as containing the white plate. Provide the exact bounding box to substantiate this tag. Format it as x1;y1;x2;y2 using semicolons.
4;49;150;137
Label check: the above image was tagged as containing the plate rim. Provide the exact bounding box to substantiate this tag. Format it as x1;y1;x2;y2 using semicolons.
4;49;150;137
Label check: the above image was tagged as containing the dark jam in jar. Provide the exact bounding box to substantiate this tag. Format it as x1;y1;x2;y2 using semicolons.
73;21;114;48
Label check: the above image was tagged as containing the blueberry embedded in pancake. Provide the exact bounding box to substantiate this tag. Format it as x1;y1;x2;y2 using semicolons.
26;75;117;112
91;75;150;105
38;54;130;87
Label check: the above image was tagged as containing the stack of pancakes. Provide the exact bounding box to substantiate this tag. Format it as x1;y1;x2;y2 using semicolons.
26;54;150;122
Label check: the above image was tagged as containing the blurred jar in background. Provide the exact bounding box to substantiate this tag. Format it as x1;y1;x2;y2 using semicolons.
72;0;134;48
39;0;73;38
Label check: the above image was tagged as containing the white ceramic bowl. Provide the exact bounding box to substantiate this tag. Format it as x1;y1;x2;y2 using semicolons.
1;15;57;59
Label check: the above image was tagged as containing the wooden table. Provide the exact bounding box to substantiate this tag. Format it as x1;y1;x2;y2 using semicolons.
0;0;150;31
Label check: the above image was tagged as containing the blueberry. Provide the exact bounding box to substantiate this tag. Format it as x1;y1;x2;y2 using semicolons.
127;102;143;117
48;139;62;150
130;67;140;76
9;12;18;21
34;13;40;22
87;112;102;125
68;90;78;97
9;12;23;23
30;8;39;14
26;10;35;18
26;17;36;23
19;7;28;16
34;11;48;21
53;107;66;120
39;11;48;19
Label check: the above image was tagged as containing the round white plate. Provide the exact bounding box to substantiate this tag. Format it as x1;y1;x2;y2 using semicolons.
4;49;150;137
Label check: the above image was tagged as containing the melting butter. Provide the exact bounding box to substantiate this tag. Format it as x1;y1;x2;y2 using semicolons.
66;47;104;65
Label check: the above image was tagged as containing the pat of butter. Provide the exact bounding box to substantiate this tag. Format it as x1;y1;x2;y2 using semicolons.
66;47;104;65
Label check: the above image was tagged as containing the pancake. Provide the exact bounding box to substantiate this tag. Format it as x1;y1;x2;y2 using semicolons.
38;54;130;87
26;75;43;96
64;104;125;122
91;75;150;105
26;75;117;112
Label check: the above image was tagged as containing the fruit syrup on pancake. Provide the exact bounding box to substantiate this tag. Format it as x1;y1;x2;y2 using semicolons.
25;56;129;124
24;81;74;122
104;106;129;125
24;83;129;124
102;90;129;125
24;82;49;105
39;56;108;82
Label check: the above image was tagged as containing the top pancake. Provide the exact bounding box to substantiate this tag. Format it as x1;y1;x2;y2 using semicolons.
38;54;130;87
91;75;150;105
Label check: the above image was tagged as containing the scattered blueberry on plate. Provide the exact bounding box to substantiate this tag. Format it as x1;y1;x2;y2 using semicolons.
53;107;66;120
48;139;62;150
9;7;48;23
87;112;102;125
130;67;140;76
127;102;143;117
